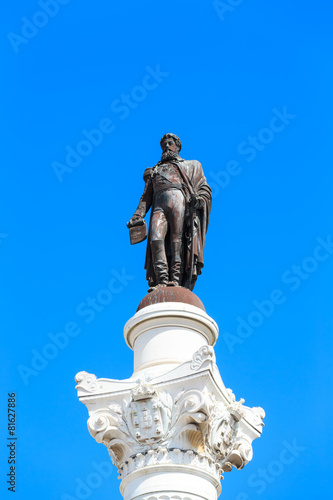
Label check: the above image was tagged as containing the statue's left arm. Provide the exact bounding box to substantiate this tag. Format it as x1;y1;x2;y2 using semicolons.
128;168;153;226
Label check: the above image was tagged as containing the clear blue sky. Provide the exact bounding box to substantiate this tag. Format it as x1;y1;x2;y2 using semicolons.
1;1;332;498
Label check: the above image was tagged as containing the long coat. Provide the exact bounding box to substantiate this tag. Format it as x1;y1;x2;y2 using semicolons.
134;159;212;290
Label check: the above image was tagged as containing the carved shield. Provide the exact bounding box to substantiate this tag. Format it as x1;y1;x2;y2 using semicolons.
128;397;165;444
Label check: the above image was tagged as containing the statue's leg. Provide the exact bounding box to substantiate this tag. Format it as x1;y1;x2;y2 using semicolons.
150;209;168;286
170;240;183;285
169;191;185;286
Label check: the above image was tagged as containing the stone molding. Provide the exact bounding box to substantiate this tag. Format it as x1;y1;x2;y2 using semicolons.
129;494;209;500
133;495;206;500
124;302;219;350
118;448;222;481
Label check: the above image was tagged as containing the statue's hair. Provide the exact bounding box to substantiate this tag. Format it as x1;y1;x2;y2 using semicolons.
160;133;182;152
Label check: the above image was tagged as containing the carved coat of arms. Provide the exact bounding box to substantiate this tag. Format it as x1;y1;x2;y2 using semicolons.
125;382;172;445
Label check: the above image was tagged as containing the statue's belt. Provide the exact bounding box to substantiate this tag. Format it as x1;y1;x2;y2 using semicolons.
153;184;184;195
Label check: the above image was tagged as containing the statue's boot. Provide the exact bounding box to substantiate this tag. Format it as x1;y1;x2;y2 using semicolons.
151;240;169;286
170;241;183;286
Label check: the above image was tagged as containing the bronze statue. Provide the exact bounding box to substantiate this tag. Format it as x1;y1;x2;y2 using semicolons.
127;133;212;292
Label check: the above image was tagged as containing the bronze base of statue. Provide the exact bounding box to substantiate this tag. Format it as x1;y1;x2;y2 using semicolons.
137;285;205;312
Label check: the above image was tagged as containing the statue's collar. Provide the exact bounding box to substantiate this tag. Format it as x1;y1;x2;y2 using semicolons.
155;156;184;167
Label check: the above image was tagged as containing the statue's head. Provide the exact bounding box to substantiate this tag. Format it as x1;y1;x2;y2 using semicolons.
160;133;182;154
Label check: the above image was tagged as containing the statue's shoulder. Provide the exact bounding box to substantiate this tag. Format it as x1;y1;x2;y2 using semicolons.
143;167;153;181
182;159;202;169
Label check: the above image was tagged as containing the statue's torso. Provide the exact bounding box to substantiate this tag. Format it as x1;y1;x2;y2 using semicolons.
151;162;183;194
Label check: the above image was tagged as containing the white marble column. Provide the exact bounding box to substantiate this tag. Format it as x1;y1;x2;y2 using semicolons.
75;300;264;500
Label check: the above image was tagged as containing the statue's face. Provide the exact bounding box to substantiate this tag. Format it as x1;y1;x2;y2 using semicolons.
162;137;178;154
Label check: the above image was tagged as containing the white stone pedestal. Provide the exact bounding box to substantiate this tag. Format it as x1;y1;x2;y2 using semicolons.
75;300;264;500
124;302;218;377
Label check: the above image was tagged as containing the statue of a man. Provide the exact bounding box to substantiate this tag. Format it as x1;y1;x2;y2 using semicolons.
128;133;212;292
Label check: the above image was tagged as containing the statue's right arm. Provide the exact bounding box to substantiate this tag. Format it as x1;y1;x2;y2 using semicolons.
129;168;153;224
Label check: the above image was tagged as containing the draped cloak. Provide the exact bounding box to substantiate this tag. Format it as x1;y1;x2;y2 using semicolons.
133;159;212;291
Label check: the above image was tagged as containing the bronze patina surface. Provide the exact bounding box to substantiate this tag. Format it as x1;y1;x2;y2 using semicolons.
137;285;206;312
127;133;212;292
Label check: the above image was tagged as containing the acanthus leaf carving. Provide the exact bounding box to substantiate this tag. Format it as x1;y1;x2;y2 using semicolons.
208;399;236;461
87;403;135;466
206;391;266;472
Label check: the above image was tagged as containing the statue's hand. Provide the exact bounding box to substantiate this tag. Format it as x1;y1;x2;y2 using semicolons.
127;214;143;228
190;194;203;210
